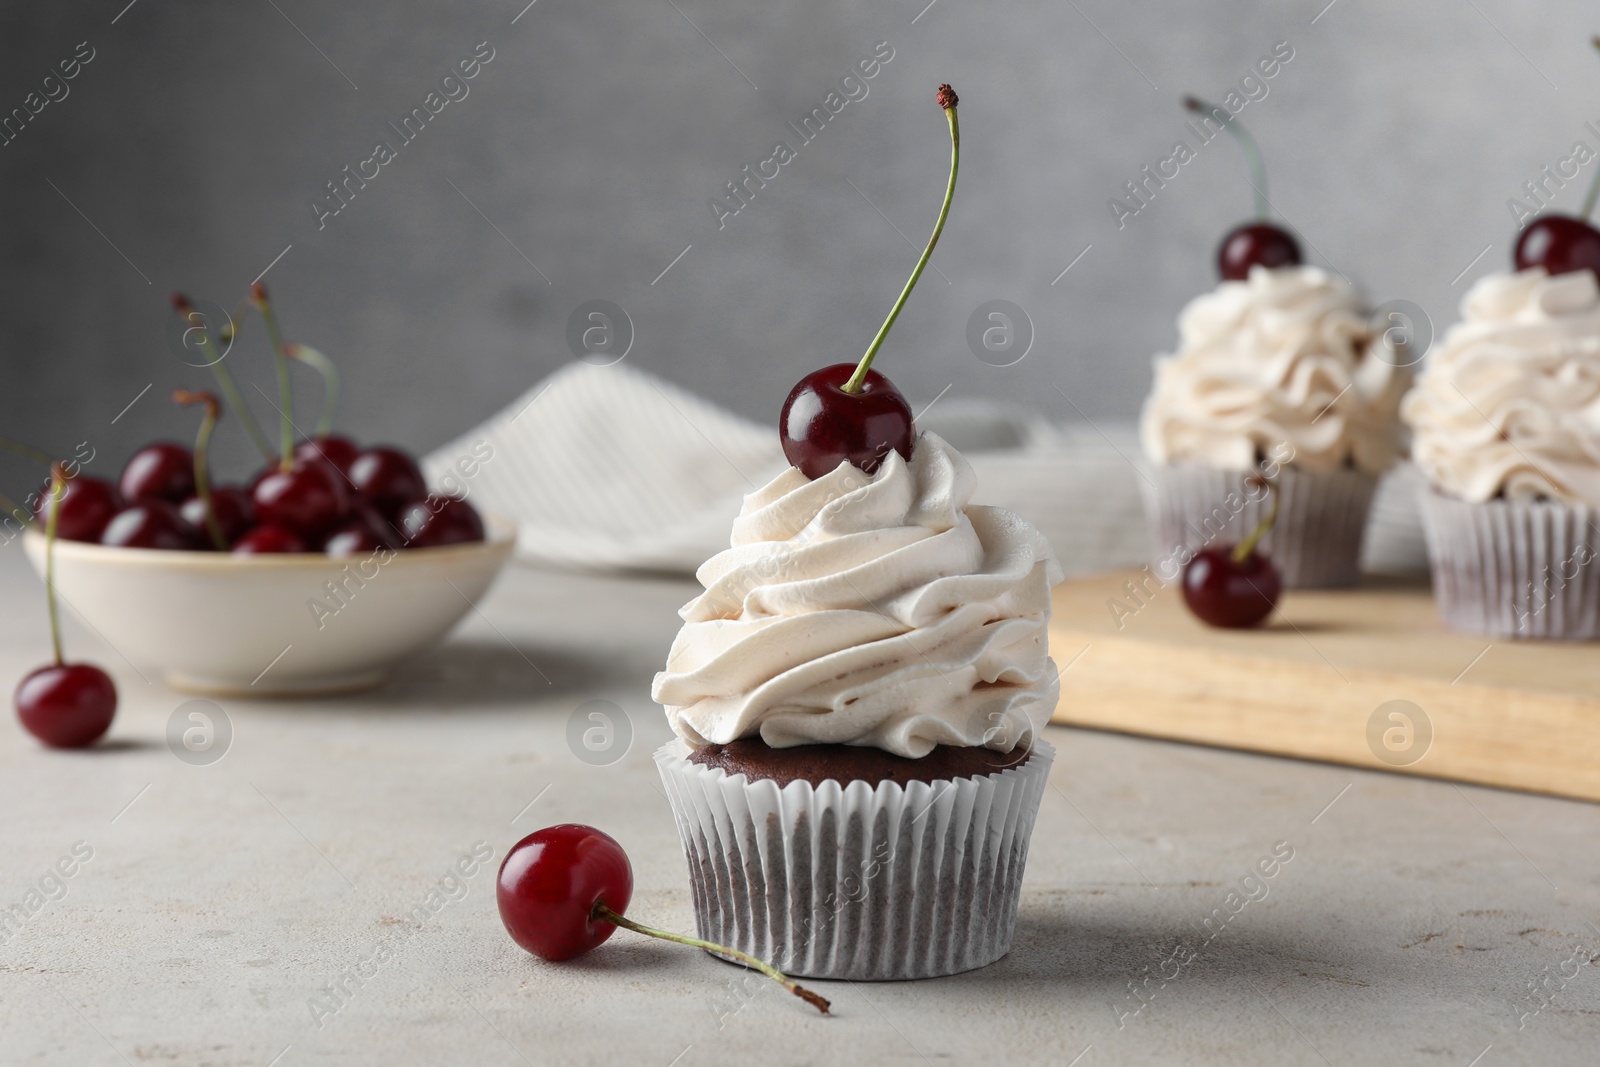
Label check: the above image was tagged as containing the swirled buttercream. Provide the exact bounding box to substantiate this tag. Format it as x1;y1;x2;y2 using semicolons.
651;432;1063;759
1402;267;1600;504
1140;265;1409;474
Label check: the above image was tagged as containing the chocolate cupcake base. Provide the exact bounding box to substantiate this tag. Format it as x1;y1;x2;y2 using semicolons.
1419;489;1600;639
655;736;1054;981
1144;463;1377;589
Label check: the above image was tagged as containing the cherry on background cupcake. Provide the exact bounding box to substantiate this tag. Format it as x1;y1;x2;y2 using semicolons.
1182;96;1302;281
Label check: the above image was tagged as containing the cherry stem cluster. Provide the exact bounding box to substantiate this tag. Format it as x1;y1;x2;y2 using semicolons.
174;390;226;550
591;902;830;1015
287;344;340;438
1184;96;1269;222
1232;474;1279;563
251;282;296;470
173;293;275;464
844;88;960;395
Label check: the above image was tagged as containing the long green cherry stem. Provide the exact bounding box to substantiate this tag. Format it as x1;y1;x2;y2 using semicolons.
251;282;295;469
843;83;961;395
591;902;830;1015
0;435;57;469
1185;96;1269;222
1584;38;1600;220
174;390;226;550
172;293;274;463
1232;474;1279;563
43;464;66;666
287;344;340;438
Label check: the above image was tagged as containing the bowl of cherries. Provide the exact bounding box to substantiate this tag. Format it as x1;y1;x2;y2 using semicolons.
17;286;514;697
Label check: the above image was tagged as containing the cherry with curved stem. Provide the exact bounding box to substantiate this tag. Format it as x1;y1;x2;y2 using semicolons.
172;389;228;550
1183;96;1302;280
15;464;117;748
287;343;341;439
251;282;296;470
171;293;275;463
1181;474;1282;629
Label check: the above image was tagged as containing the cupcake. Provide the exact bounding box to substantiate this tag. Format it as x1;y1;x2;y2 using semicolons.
1140;264;1411;587
651;431;1063;979
1402;267;1600;639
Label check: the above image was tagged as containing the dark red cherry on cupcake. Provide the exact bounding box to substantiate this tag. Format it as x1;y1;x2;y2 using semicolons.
16;464;117;748
399;494;484;548
231;524;307;555
1217;223;1301;281
101;500;202;550
1513;215;1600;278
179;486;254;546
779;85;961;481
498;824;828;1013
350;447;427;521
119;442;196;504
252;459;349;539
1182;475;1281;629
1181;96;1303;281
33;475;120;543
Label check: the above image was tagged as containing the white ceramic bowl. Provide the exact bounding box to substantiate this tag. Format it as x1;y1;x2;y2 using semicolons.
22;516;516;696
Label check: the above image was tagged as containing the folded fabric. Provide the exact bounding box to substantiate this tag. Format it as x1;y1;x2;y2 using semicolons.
424;362;1427;578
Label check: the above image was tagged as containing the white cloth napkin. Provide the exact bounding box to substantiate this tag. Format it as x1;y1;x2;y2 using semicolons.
424;363;1428;578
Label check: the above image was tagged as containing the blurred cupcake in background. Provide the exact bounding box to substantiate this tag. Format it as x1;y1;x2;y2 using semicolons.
1139;96;1411;589
1403;267;1600;639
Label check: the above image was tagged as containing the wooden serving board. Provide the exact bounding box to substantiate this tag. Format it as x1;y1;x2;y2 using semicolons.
1047;570;1600;803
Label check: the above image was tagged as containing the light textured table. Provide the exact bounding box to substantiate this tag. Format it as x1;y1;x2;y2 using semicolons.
2;546;1598;1067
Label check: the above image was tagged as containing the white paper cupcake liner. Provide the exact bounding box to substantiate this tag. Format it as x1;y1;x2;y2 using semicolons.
1143;464;1378;588
1419;489;1600;639
653;737;1055;981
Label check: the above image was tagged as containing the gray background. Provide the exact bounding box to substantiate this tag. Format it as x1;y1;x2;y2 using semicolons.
0;0;1593;484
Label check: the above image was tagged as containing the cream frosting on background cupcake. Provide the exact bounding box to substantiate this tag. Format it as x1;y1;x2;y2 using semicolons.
1140;264;1412;587
651;431;1062;980
1402;267;1600;638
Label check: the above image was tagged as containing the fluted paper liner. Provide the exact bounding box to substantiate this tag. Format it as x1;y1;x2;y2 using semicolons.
654;737;1055;981
1143;464;1378;588
1419;489;1600;640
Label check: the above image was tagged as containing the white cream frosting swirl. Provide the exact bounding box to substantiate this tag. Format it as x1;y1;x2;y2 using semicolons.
1402;268;1600;504
1140;265;1410;474
651;432;1063;759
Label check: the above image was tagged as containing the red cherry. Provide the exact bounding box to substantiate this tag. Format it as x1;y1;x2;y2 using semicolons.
15;663;117;748
252;460;349;538
119;442;196;504
398;495;484;548
294;435;360;478
349;447;427;521
101;501;202;550
779;364;914;480
231;524;308;555
1512;214;1600;278
1181;546;1281;628
34;475;121;543
498;824;633;962
179;485;255;546
1217;223;1302;281
323;506;397;557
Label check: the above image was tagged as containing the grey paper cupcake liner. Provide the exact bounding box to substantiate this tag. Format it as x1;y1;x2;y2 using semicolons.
1419;489;1600;640
1143;464;1378;588
653;737;1054;981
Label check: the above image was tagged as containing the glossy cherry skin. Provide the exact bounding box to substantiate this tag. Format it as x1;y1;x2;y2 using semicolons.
33;475;121;543
780;364;914;480
179;485;255;547
349;447;427;521
101;501;202;550
1513;214;1600;278
294;435;361;478
252;460;350;538
498;824;634;962
15;663;117;748
119;442;196;504
1181;546;1281;628
399;495;484;548
1217;223;1302;281
231;524;308;555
